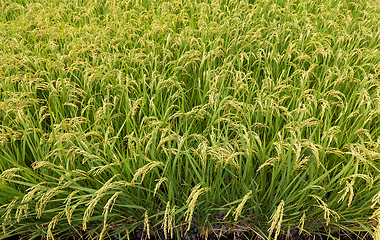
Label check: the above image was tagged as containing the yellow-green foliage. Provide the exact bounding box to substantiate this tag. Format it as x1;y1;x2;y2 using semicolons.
1;0;380;239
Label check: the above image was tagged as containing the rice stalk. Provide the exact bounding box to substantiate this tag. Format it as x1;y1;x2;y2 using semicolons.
144;210;150;239
185;184;210;233
153;177;167;196
36;186;65;219
99;191;123;240
131;161;163;184
337;180;355;207
309;195;340;226
83;193;106;231
64;190;80;226
233;190;252;221
1;198;19;234
268;200;284;240
15;184;44;222
298;212;306;235
47;211;64;240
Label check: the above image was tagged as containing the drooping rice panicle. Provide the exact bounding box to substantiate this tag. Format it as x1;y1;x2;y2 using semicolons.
1;0;380;239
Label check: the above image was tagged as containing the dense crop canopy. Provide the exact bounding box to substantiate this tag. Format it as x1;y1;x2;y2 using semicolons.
1;0;380;239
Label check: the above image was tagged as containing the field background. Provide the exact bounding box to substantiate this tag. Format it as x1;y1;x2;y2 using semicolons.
1;0;380;239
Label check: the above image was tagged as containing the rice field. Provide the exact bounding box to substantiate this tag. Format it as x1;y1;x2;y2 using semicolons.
1;0;380;239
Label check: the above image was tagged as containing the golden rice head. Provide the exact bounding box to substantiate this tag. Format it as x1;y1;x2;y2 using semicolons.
233;190;252;221
268;200;284;240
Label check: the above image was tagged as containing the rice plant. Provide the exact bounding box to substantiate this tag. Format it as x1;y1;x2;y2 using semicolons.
1;0;380;239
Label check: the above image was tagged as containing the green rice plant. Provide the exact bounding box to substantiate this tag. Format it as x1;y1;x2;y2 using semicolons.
1;0;380;239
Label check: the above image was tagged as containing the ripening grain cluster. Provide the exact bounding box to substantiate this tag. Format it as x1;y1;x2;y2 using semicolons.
1;0;380;239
